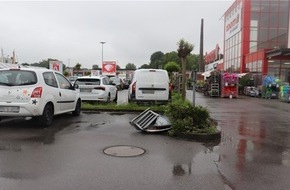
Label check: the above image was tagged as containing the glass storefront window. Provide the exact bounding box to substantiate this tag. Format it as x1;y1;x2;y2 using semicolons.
269;13;278;28
260;12;269;27
280;1;289;12
260;1;270;12
250;27;258;41
278;13;288;28
269;28;278;42
258;28;269;42
270;1;279;12
250;42;258;52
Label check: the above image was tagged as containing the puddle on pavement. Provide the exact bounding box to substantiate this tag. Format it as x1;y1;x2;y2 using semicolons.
0;172;38;180
108;112;126;116
282;149;290;167
0;144;21;152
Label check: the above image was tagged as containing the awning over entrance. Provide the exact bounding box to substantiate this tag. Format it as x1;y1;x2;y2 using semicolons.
201;71;211;77
266;48;290;58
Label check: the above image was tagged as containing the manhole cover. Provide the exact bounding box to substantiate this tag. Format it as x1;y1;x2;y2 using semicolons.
103;145;146;157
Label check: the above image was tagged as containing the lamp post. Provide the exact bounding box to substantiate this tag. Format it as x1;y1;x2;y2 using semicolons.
100;41;106;64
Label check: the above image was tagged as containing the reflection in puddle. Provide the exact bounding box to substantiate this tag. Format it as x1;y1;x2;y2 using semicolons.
0;144;21;152
282;149;290;167
0;172;37;180
172;164;191;176
109;112;126;116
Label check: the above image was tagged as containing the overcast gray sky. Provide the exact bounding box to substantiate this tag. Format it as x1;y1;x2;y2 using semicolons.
0;0;233;69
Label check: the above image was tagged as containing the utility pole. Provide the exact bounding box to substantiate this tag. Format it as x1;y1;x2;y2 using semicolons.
199;18;204;72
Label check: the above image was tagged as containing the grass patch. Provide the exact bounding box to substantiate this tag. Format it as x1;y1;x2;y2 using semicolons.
81;102;167;113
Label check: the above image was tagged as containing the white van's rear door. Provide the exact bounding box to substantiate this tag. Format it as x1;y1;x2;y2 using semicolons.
135;70;169;101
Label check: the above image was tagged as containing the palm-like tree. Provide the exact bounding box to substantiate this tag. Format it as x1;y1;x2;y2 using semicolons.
74;63;82;76
177;39;194;100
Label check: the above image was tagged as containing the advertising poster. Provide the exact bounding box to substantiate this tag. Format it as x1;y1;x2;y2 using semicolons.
49;61;63;73
102;61;116;76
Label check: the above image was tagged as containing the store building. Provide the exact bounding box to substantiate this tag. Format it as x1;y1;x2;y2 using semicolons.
223;0;290;84
203;44;224;78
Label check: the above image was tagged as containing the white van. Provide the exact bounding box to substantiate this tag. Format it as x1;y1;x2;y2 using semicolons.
128;69;171;104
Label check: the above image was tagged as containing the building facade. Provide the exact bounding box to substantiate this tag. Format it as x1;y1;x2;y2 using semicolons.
223;0;290;84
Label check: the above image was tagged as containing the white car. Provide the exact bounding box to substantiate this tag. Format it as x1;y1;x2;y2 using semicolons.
0;67;81;126
74;75;118;102
128;69;172;104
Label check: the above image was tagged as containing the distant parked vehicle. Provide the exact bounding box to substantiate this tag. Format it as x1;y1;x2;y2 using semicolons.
74;75;118;103
0;67;81;126
128;69;172;104
68;76;79;85
109;76;124;91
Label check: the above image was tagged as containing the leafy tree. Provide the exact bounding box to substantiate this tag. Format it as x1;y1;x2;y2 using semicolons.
149;51;164;69
177;38;194;100
125;63;137;70
63;71;69;77
116;65;121;70
164;51;181;66
74;63;81;76
186;54;199;70
92;64;99;70
164;61;180;73
30;58;59;69
21;63;30;66
164;61;180;86
74;63;81;70
139;64;151;69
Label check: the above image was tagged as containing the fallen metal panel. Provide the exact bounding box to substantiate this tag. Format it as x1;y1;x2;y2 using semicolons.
130;108;159;130
130;108;172;132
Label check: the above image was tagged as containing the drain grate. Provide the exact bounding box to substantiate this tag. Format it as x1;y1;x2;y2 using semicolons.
103;145;146;157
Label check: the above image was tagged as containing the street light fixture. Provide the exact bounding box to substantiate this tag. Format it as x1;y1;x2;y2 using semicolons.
100;41;106;64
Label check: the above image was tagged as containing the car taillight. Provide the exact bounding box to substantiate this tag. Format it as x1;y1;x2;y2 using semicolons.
169;82;172;92
132;82;136;94
31;87;43;98
94;86;105;91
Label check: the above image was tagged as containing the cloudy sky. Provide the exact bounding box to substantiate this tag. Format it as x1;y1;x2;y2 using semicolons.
0;0;233;69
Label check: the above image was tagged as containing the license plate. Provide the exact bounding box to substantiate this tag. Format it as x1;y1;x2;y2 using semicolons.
142;90;154;94
80;89;92;92
0;106;20;113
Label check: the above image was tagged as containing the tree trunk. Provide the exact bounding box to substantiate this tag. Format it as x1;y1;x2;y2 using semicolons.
181;57;186;100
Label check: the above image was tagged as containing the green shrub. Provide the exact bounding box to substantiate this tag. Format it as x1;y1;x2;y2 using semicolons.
165;93;217;136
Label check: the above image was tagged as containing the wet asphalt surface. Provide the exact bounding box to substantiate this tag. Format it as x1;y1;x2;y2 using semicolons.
0;90;290;190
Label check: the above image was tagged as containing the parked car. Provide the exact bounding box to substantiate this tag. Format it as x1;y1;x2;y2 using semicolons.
0;67;81;126
68;76;79;85
74;75;118;102
109;76;124;91
128;69;172;104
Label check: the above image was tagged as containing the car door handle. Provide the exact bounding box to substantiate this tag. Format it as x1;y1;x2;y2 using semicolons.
59;92;62;97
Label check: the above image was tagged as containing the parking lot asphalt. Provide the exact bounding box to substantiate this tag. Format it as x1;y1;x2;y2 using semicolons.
0;90;290;190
